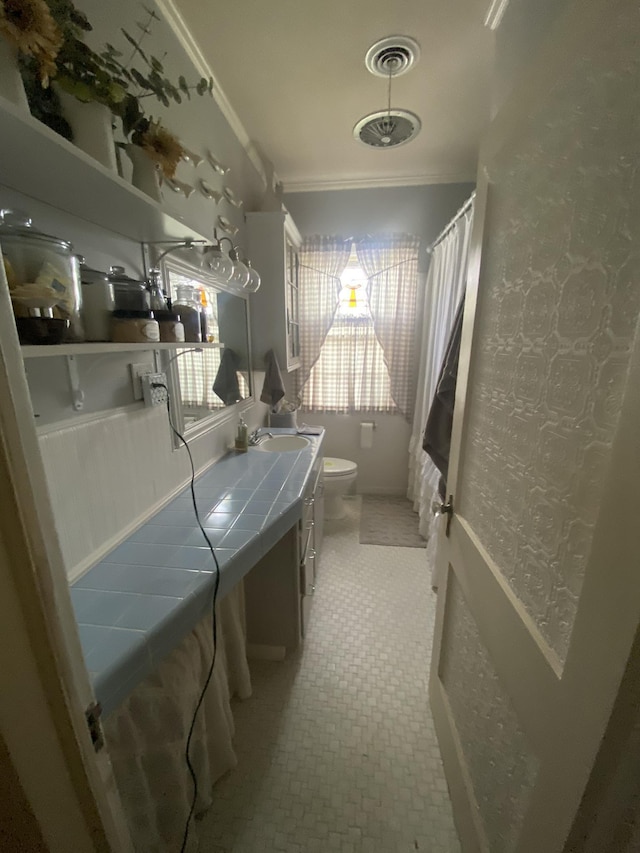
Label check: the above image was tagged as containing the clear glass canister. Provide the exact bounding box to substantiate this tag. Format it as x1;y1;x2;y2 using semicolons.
108;265;150;311
79;260;114;341
172;284;202;342
146;267;168;311
0;209;85;342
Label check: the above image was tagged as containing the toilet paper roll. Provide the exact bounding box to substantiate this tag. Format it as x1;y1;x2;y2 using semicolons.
360;422;374;449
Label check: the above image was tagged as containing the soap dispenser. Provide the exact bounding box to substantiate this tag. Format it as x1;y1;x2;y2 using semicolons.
235;416;248;452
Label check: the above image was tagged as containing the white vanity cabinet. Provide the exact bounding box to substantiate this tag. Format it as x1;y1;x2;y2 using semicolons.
245;211;302;372
244;453;324;655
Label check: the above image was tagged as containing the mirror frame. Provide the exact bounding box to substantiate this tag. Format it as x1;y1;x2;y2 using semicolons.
159;254;254;445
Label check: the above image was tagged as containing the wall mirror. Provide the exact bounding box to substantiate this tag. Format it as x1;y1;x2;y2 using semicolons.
159;255;252;441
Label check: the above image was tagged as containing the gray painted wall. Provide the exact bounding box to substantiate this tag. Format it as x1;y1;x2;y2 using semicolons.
283;183;475;496
493;0;571;112
284;183;475;241
75;0;266;239
301;412;412;496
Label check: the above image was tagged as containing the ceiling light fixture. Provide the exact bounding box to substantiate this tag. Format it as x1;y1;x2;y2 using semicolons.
354;36;421;149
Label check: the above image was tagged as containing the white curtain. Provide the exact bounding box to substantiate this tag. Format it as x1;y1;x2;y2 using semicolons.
356;235;421;422
103;581;251;852
303;315;396;413
408;200;474;576
298;237;353;394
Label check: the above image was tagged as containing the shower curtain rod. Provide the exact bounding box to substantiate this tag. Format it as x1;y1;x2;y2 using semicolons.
427;191;476;253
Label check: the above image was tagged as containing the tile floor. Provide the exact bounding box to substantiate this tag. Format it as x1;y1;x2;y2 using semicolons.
198;496;460;852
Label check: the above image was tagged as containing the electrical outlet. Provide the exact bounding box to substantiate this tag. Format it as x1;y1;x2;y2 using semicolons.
141;372;168;408
130;362;153;401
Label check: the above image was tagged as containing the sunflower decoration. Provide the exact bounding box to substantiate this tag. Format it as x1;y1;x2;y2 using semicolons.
133;118;185;180
0;0;63;87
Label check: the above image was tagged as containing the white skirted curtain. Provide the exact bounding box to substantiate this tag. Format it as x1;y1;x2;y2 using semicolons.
356;235;421;422
408;199;474;567
297;237;353;394
103;582;251;852
303;316;396;412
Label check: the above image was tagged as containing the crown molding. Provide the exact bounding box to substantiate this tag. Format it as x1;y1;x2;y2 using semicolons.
155;0;268;187
484;0;511;30
283;172;476;193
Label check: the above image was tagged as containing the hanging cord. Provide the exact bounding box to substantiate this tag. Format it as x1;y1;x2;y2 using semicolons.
385;64;393;132
151;382;221;853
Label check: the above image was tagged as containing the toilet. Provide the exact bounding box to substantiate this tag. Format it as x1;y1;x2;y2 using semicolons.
323;457;358;519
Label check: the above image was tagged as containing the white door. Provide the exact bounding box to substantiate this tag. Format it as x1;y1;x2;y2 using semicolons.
430;1;640;851
0;258;132;851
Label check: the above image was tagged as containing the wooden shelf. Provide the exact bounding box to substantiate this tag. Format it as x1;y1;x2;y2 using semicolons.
0;95;208;244
21;342;223;358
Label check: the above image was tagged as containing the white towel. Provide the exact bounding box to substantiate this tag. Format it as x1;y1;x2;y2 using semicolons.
260;349;285;409
297;424;322;435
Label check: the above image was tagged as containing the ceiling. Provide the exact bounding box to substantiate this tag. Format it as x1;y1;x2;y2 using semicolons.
169;0;495;192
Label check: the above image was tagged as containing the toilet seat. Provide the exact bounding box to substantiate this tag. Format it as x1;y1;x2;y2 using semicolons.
323;457;357;478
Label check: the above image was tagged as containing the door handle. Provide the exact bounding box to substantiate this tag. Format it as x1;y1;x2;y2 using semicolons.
432;495;454;537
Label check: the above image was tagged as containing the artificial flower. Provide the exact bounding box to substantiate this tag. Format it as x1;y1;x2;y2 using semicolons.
0;0;63;86
137;119;184;179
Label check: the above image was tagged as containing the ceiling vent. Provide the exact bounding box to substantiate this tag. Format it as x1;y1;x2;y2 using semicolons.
353;110;422;149
365;36;421;78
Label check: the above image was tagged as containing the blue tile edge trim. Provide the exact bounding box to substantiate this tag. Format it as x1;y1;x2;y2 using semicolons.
72;430;324;717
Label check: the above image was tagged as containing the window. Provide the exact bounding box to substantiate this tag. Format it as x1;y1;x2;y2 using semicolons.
302;249;396;413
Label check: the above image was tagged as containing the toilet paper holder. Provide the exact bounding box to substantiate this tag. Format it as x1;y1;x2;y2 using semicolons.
359;420;376;449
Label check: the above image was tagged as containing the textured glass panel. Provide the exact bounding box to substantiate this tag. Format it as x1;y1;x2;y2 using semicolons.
441;575;538;853
458;5;640;661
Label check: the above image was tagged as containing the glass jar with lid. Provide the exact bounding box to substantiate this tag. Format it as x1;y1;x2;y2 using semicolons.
172;284;202;342
78;259;114;341
146;267;168;311
0;209;84;342
108;265;150;312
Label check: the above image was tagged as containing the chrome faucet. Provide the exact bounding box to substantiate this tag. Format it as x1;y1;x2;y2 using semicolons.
248;429;273;446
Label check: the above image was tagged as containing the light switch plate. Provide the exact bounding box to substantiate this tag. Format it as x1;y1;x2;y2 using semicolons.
130;362;153;401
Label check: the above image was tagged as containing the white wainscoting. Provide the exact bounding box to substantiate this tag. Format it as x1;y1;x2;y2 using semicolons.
40;398;267;582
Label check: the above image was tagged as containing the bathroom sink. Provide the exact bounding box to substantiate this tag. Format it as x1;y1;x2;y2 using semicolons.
255;435;311;452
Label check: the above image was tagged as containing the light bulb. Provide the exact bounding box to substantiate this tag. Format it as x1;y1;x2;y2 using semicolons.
229;257;250;288
202;246;234;282
244;261;261;293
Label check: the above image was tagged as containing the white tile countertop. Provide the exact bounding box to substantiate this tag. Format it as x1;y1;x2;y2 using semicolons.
70;429;324;716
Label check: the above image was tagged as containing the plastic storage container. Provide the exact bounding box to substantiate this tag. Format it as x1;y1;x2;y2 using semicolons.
0;209;84;342
268;410;298;428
